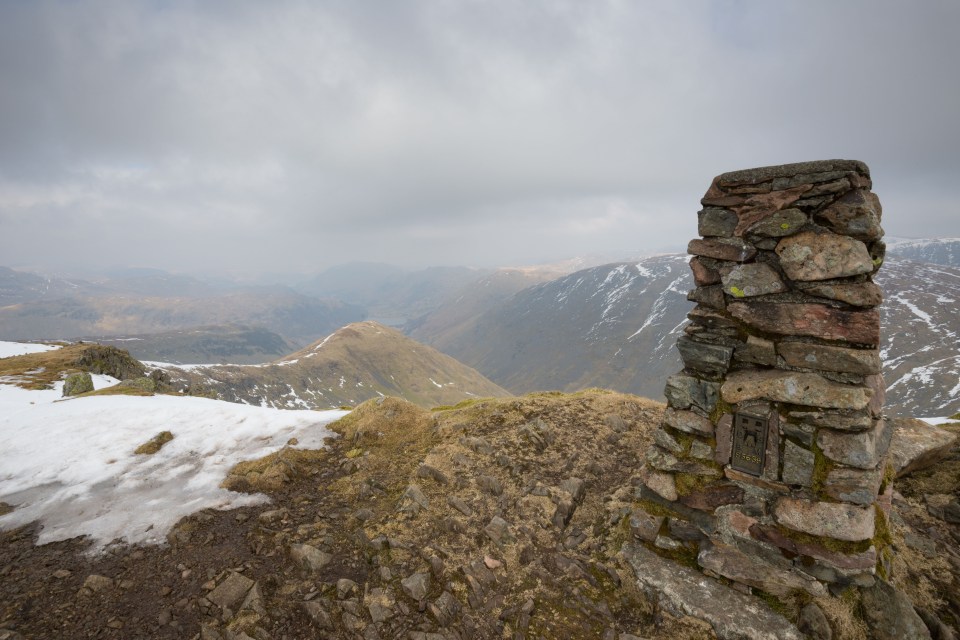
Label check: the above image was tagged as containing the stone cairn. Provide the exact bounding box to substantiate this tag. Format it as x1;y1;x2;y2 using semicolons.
633;160;891;599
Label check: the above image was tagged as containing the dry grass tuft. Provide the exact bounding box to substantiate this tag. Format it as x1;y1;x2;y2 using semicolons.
134;431;174;455
814;592;868;640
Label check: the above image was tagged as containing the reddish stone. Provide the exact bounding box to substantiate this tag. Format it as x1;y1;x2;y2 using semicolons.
679;483;744;512
727;302;880;345
724;468;789;493
865;374;885;418
688;238;757;262
689;257;721;286
731;185;812;236
774;497;875;542
715;414;733;465
749;524;877;571
776;231;873;281
800;281;883;307
777;341;881;375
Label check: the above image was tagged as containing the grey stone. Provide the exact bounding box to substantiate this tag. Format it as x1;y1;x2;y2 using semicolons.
336;578;358;599
484;516;513;544
302;600;333;629
664;375;720;414
416;464;449;485
641;465;678;501
781;421;815;447
734;335;776;366
776;231;874;281
721;263;787;298
63;372;94;396
477;474;503;496
397;484;430;516
366;587;395;623
446;495;473;516
428;591;461;627
774;497;875;541
690;439;713;460
888;417;958;478
81;574;113;593
207;572;254;610
654;428;683;454
722;370;872;410
654;534;682;550
717;160;869;186
817;418;893;469
860;579;932;640
798;602;833;640
778;341;881;375
816;189;884;241
798;280;884;307
677;336;734;376
788;409;872;432
663;408;714;436
698;541;826;598
781;440;814;487
621;542;805;640
401;572;431;601
688;284;726;309
698;207;739;237
688;237;757;262
747;207;808;237
823;464;883;505
289;544;332;572
629;509;664;542
646;446;721;477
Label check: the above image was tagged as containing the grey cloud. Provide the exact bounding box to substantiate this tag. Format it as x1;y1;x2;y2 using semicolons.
0;0;957;275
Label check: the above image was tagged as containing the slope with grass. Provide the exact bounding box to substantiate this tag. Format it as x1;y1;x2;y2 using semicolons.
163;321;512;409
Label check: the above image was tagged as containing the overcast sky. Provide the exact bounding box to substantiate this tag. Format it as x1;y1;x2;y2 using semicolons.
1;0;957;278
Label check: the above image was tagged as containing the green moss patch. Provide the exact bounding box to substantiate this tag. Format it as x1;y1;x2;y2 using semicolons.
134;431;174;455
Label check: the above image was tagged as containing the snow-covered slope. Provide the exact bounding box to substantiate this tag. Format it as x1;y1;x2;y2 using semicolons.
0;349;345;549
421;255;960;416
887;237;960;267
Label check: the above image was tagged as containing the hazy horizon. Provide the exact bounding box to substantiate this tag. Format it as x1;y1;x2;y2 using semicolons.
2;1;958;277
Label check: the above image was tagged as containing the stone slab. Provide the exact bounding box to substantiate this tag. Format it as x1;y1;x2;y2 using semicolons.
777;341;881;375
688;237;757;262
728;302;880;345
716;160;869;186
621;542;803;640
721;369;872;410
721;263;787;298
774;497;875;541
776;231;873;281
888;417;958;478
698;541;827;598
817;418;893;470
798;280;883;307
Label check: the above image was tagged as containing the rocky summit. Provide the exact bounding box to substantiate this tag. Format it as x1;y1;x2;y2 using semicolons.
1;391;959;640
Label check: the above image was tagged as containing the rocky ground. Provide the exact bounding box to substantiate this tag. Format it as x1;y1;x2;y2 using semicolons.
1;392;958;640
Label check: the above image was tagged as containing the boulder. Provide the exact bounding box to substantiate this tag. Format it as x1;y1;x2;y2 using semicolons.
774;497;874;541
776;231;873;281
63;372;94;396
860;579;932;640
888;417;958;478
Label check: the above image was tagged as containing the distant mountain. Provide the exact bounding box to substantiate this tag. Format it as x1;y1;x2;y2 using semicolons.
415;254;960;417
91;325;296;365
162;321;511;409
407;266;569;345
886;237;960;267
297;263;490;326
0;279;365;347
0;266;96;306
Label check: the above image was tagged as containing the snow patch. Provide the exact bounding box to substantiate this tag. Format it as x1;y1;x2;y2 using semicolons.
0;341;62;359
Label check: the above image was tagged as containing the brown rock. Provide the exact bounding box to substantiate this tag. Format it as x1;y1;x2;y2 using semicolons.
888;417;958;478
646;446;721;477
817;418;893;470
731;185;813;236
823;465;883;505
774;497;875;541
734;335;776;366
750;523;877;571
688;237;757;262
679;483;744;512
717;160;869;187
816;189;884;241
697;542;826;598
798;280;883;307
690;256;721;286
776;231;873;281
727;302;880;345
715;414;733;465
721;263;787;298
687;284;726;309
721;369;872;410
629;509;665;543
663;408;714;436
640;464;678;501
778;341;881;375
746;207;808;237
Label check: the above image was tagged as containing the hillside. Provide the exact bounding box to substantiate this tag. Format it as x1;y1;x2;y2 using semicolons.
164;321;512;409
414;254;960;417
887;237;960;267
3;389;957;639
90;325;296;365
0;277;365;347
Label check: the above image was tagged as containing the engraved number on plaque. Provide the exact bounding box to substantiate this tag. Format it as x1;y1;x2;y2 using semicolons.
731;412;767;476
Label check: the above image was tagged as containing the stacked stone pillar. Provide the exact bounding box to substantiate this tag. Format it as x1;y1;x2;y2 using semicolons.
634;160;890;598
